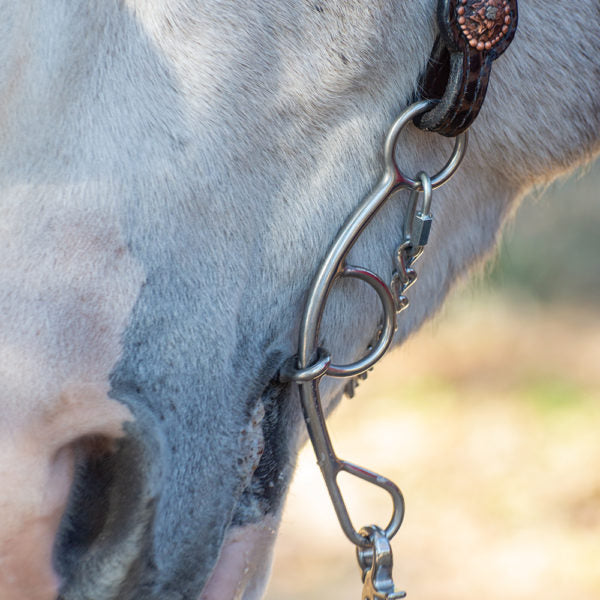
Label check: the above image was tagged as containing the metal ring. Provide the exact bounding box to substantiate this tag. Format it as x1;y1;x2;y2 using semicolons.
326;266;396;379
339;460;405;543
383;99;468;190
279;347;332;383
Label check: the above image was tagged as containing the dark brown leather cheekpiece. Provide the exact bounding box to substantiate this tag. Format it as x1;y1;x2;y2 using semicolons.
414;0;518;137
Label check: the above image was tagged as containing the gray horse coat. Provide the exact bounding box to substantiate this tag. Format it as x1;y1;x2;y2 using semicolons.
0;1;598;599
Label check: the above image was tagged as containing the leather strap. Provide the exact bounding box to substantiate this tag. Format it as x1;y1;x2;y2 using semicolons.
414;0;518;137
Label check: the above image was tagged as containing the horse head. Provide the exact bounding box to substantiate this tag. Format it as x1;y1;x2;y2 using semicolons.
0;1;598;599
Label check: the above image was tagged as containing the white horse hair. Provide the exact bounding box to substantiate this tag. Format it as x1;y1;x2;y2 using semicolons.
0;1;598;599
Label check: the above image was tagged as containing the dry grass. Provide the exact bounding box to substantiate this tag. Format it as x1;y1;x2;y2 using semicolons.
265;295;600;600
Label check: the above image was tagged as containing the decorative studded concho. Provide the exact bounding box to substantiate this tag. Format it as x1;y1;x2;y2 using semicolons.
415;0;518;136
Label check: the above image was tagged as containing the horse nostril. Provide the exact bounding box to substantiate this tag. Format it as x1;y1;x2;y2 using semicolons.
51;418;162;599
53;436;119;579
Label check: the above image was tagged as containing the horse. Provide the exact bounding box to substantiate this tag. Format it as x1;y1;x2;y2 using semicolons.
0;1;598;599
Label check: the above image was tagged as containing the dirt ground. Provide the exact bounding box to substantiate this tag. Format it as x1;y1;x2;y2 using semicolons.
264;296;600;600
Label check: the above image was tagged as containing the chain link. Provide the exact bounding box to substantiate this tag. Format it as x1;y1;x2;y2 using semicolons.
390;171;434;314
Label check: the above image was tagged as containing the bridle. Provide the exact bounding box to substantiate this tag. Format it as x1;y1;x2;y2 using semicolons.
280;100;466;599
279;1;518;598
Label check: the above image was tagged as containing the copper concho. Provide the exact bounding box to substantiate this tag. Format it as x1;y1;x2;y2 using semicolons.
456;0;512;52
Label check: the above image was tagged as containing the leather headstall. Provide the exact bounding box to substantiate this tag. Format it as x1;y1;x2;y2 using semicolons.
415;0;518;137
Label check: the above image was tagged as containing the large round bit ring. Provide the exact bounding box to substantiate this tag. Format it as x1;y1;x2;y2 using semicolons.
382;99;468;190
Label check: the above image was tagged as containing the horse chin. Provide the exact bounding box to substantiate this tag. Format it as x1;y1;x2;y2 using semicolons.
199;517;278;600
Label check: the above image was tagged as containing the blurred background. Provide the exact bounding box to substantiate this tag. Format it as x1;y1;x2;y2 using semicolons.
265;162;600;600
